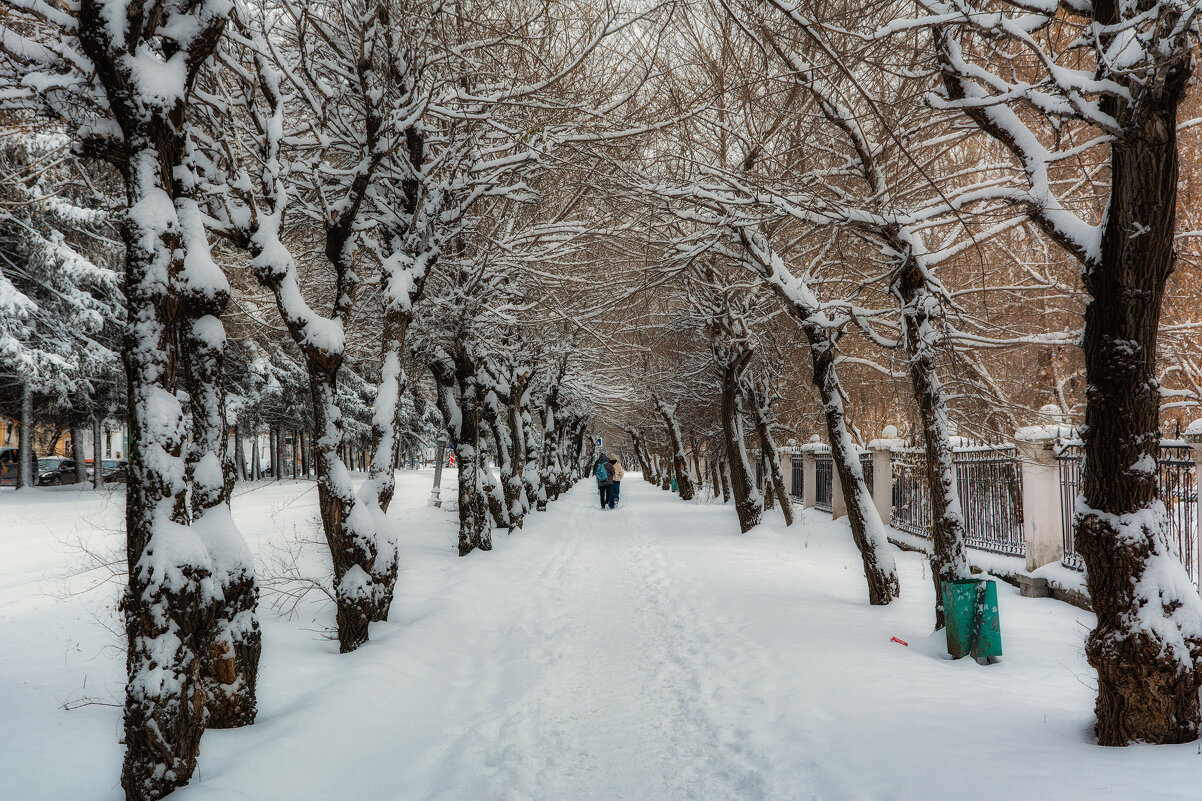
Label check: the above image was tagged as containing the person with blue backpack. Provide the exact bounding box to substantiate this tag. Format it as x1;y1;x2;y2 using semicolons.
594;453;614;510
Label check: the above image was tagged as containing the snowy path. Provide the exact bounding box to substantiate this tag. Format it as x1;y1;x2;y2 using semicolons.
424;480;772;801
5;473;1202;800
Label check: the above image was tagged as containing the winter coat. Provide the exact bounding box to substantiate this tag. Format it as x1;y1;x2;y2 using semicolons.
611;460;625;481
594;458;614;486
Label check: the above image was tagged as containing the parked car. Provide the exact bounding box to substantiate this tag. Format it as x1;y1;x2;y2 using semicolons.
0;447;38;487
36;456;82;486
86;458;128;483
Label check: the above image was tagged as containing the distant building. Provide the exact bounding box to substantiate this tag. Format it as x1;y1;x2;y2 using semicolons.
0;416;128;460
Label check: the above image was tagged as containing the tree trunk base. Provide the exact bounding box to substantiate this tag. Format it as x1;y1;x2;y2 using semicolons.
203;636;261;729
1089;623;1201;745
336;598;371;654
202;574;261;728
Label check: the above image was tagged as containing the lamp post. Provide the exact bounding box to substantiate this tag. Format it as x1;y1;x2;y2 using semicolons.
430;435;448;507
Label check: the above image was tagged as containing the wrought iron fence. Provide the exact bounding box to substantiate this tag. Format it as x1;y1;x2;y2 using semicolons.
1160;444;1197;582
1056;443;1085;572
1058;440;1197;581
891;445;1024;557
815;451;833;512
955;446;1024;556
891;449;930;537
791;456;803;501
859;451;873;495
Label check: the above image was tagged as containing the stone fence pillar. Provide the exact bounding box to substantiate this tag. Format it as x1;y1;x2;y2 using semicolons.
1015;426;1063;572
869;429;898;525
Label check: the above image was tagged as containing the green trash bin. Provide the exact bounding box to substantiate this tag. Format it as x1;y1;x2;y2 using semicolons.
671;477;679;492
941;579;1002;660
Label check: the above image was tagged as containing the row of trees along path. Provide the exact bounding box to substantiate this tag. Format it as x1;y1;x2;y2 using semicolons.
4;1;1202;799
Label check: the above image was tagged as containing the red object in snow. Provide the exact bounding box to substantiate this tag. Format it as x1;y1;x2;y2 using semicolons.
890;636;909;646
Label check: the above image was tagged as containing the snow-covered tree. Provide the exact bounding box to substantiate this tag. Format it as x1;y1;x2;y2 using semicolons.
1;0;262;796
897;0;1202;744
0;132;122;487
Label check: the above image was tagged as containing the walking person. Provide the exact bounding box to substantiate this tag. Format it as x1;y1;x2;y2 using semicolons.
595;453;613;510
609;457;624;508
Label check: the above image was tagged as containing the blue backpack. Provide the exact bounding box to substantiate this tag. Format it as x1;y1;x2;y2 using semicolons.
595;462;609;482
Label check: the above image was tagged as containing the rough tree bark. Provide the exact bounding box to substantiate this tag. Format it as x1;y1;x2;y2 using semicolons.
928;4;1202;741
629;430;654;483
746;384;792;527
806;329;899;605
482;378;522;530
17;380;31;489
654;396;696;501
60;3;237;795
1076;94;1202;744
736;229;898;603
431;354;491;555
891;258;969;625
536;358;569;510
71;426;87;482
507;374;534;527
719;357;762;532
179;234;261;729
92;416;103;489
234;422;246;482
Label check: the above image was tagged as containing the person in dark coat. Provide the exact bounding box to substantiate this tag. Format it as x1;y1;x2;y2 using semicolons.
595;453;614;509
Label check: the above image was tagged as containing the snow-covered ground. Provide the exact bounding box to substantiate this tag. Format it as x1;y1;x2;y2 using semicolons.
2;474;1199;800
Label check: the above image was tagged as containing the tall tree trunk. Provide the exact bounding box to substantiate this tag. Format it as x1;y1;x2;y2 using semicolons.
92;416;103;489
806;328;899;605
519;390;542;516
251;433;260;481
180;276;260;729
234;422;246;482
71;425;87;482
747;386;793;527
762;458;776;510
719;361;762;532
507;378;533;527
431;356;491;555
479;415;509;530
892;259;970;627
113;144;223;800
455;390;491;554
568;420;589;485
307;364;376;653
17;380;32;489
629;430;654;483
485;400;520;530
1075;97;1202;745
360;318;407;621
719;459;732;503
654;397;696;501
